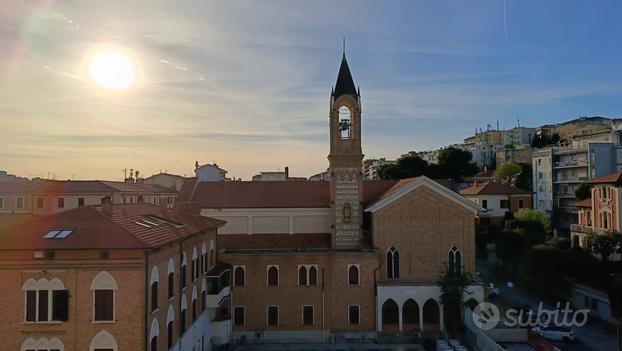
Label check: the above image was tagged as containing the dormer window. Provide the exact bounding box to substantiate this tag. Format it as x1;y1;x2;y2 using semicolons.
338;106;352;139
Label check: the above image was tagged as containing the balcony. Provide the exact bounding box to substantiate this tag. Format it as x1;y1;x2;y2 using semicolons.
554;159;588;168
570;224;609;235
206;263;231;308
554;176;588;184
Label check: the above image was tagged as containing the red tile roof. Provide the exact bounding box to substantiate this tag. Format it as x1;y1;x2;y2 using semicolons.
587;172;622;184
18;180;180;194
459;181;532;196
0;203;224;250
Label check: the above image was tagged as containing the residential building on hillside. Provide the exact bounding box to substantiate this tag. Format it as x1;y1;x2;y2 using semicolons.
463;130;502;168
459;181;532;229
144;172;187;191
177;53;485;344
496;146;536;166
251;167;307;181
536;116;612;141
0;202;229;351
363;158;395;179
0;180;177;216
195;162;228;182
500;127;535;147
571;172;622;261
533;141;616;231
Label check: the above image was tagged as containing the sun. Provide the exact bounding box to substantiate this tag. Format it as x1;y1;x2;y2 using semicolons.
89;50;136;90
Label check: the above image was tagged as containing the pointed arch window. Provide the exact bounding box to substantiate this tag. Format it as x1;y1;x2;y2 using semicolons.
338;106;352;139
298;265;317;286
448;246;462;276
267;265;279;286
343;203;352;223
234;266;245;287
386;247;399;279
298;266;307;286
348;265;359;285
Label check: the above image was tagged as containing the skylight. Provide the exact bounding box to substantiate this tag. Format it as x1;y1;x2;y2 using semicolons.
43;229;73;239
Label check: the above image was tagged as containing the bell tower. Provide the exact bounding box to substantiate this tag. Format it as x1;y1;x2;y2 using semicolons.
328;52;363;248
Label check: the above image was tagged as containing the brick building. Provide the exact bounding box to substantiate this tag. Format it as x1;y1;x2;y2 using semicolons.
178;53;485;344
0;202;230;351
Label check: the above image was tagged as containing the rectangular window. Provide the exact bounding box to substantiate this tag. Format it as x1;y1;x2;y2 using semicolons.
518;199;524;209
78;198;85;207
267;306;279;326
38;290;49;321
37;197;44;209
234;307;245;326
26;290;36;321
57;198;64;208
168;273;174;299
52;290;69;321
94;289;114;321
481;200;488;209
500;200;509;209
348;305;360;325
0;196;3;209
16;197;24;209
302;305;314;325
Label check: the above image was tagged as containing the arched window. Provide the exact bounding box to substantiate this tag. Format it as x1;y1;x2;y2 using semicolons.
21;337;65;351
191;247;198;281
448;246;462;276
149;318;159;351
348;265;359;285
192;287;198;321
381;299;399;325
298;266;307;286
234;266;245;287
180;252;187;289
402;299;419;325
22;278;68;323
167;258;175;299
338;106;352;139
90;271;118;322
89;330;118;351
267;305;279;326
386;247;399;279
308;266;317;286
422;299;440;325
267;266;279;286
343;203;352;223
166;305;175;349
201;242;207;274
150;266;159;312
180;295;187;334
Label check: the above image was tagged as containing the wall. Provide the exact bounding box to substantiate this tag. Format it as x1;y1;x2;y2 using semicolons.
533;150;553;213
201;208;331;235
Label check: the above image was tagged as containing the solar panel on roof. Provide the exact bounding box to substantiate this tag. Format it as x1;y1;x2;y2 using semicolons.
43;230;61;239
55;230;73;239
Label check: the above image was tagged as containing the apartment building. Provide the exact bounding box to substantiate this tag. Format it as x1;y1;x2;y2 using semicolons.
363;158;396;179
571;172;622;261
533;141;616;231
0;180;178;216
496;146;535;167
144;173;187;191
177;53;485;344
0;202;229;351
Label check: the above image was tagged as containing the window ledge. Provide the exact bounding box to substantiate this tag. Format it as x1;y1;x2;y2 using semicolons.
23;321;63;325
91;320;116;324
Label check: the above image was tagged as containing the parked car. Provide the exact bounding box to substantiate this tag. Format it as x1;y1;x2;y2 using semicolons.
531;325;575;342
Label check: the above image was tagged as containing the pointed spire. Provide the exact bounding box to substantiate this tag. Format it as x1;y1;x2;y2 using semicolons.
333;51;358;100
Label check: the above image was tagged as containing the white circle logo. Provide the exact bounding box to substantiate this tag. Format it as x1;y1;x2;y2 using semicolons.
472;302;500;331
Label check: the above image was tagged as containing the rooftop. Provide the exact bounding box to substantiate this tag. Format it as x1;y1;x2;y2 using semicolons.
459;181;532;196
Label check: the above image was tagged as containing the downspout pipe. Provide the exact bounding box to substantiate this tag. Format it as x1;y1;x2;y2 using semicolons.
144;251;149;351
373;264;380;343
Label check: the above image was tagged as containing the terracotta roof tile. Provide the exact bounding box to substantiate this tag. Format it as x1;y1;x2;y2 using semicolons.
587;172;622;184
0;203;224;250
459;181;532;196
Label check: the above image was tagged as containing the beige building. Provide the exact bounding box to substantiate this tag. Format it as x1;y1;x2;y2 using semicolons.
0;202;228;351
144;173;187;191
496;146;535;166
178;53;485;343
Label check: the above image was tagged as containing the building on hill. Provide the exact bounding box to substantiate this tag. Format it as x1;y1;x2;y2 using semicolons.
177;52;485;344
363;158;396;179
195;162;228;182
536;116;613;142
0;202;229;351
496;146;536;167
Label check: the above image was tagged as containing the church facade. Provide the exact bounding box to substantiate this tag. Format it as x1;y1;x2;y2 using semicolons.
178;53;485;344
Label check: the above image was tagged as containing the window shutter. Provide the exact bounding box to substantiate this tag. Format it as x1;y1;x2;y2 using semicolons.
95;289;114;321
26;290;37;322
309;266;317;286
52;290;69;321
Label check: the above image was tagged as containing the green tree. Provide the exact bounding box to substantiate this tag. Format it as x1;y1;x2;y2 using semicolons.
496;230;527;279
524;244;570;296
438;268;472;334
494;163;522;186
437;146;479;180
395;155;428;178
586;231;622;263
516;163;533;190
575;183;591;200
513;209;551;233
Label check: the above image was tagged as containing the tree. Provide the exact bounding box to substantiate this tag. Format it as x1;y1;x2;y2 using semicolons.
524;244;570;296
494;163;522;186
586;231;622;263
437;146;479;181
496;230;527;279
513;209;551;234
516;163;533;190
395;155;428;178
575;183;591;200
531;132;561;148
377;147;479;181
438;268;472;334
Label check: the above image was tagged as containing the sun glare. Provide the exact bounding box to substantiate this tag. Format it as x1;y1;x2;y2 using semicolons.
89;50;136;90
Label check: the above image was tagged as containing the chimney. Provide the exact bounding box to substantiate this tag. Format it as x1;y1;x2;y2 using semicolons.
102;197;113;216
285;166;289;180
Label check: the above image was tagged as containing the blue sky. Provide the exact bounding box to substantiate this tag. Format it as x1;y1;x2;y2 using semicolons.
1;0;621;180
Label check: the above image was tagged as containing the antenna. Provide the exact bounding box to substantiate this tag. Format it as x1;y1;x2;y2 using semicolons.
122;168;127;180
517;115;520;127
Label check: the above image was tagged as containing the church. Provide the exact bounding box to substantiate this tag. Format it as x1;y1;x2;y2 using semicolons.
178;52;485;343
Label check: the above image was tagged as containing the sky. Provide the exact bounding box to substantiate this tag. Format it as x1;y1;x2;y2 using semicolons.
1;0;622;180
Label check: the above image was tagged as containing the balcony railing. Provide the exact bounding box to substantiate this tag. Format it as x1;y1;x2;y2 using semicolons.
554;159;588;168
206;263;231;308
570;224;609;235
555;176;588;183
